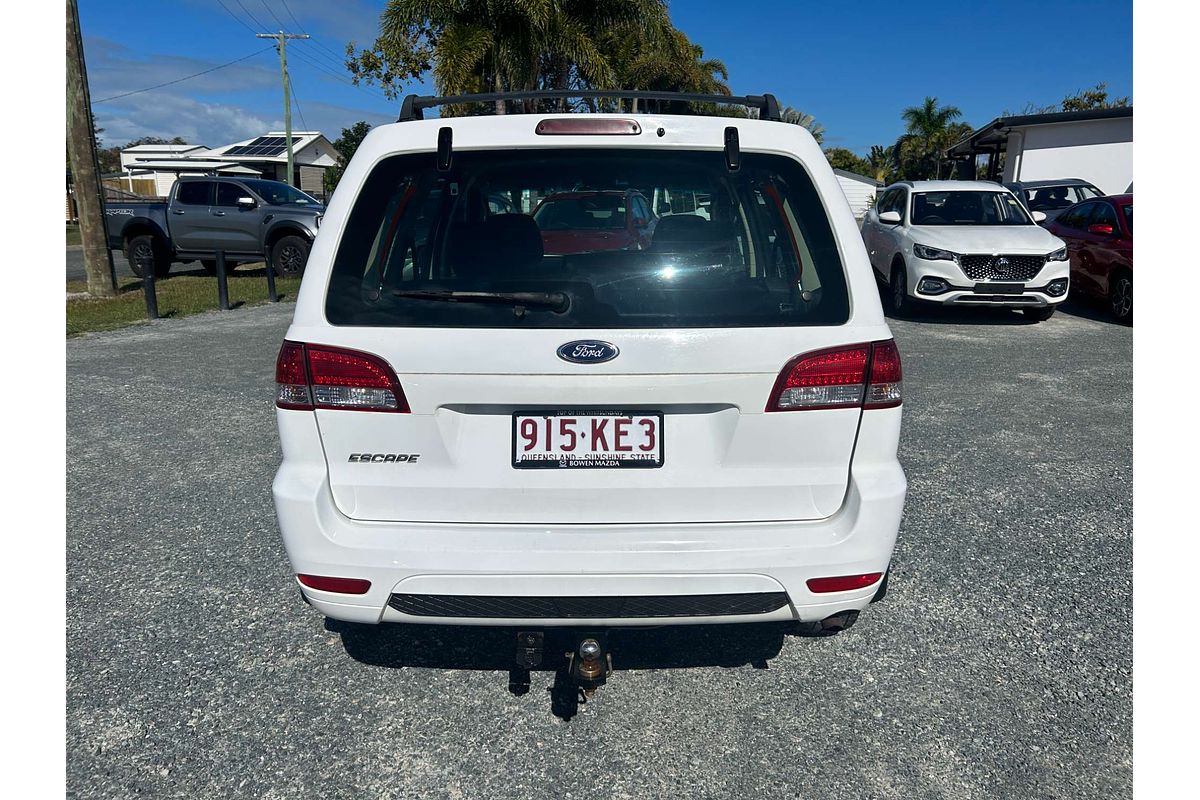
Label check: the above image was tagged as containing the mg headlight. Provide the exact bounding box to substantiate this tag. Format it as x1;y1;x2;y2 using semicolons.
912;243;959;263
1048;246;1068;261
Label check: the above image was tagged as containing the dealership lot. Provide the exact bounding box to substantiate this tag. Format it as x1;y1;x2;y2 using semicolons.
66;300;1130;798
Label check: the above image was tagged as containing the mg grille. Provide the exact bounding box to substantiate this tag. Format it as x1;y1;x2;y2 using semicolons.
959;254;1046;281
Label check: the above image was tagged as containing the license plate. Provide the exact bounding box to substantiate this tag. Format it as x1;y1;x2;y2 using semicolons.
974;282;1024;294
512;411;664;469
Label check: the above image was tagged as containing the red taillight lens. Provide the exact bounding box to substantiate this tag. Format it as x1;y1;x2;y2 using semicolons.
275;340;312;410
297;574;372;594
766;340;902;411
275;341;409;412
766;344;870;411
865;339;902;409
806;573;883;593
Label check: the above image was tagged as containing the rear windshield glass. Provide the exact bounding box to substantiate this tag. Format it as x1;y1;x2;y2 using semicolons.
912;191;1032;226
324;149;849;328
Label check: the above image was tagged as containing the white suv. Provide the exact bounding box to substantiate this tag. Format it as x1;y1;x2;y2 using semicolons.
862;180;1070;321
272;92;907;656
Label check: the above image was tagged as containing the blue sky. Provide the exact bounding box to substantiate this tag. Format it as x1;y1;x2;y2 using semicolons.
82;0;1132;154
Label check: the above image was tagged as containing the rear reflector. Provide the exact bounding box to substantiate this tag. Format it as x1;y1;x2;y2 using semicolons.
297;574;372;595
766;340;902;411
535;118;641;135
806;573;883;593
275;341;409;412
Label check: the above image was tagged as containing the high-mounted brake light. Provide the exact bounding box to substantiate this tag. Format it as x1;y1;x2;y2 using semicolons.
766;340;902;411
297;574;372;594
275;341;409;412
535;118;641;135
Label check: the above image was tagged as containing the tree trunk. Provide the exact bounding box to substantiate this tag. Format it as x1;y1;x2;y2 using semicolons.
66;0;116;297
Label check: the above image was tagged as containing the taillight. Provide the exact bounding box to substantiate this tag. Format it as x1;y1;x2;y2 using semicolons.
806;573;883;593
864;339;902;409
297;574;372;594
275;341;409;412
766;340;902;412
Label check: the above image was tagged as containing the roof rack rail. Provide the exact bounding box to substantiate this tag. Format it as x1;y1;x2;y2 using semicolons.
398;90;781;123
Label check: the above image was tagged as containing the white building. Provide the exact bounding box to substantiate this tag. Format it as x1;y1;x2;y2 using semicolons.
946;107;1132;195
833;168;883;219
119;131;339;199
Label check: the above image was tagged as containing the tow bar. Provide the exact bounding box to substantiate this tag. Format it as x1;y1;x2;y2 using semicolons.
514;630;614;703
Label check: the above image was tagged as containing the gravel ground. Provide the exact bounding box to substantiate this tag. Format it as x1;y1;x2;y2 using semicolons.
66;298;1131;799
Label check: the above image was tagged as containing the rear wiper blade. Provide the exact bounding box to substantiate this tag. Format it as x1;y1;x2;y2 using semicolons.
391;289;570;314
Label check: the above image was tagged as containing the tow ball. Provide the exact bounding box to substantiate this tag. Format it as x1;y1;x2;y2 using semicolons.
566;636;613;697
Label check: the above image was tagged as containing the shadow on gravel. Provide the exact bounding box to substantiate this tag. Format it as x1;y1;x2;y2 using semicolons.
1056;296;1130;325
326;619;825;720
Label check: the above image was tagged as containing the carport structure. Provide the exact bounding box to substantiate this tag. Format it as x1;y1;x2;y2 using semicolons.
945;107;1132;195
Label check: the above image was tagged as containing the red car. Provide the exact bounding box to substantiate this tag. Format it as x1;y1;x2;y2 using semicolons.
1043;194;1133;322
532;190;656;255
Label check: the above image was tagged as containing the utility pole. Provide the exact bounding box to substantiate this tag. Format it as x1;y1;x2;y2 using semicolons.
256;31;309;187
66;0;116;297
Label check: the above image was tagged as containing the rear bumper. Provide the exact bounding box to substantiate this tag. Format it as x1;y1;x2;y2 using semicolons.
272;409;906;627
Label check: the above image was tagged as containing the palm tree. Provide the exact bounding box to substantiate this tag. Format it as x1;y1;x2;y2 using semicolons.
866;145;894;184
896;96;963;179
353;0;679;113
779;106;824;144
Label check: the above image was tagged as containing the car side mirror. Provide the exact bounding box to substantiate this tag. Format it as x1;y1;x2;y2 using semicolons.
878;210;902;225
658;203;672;215
1031;211;1047;223
1087;223;1114;236
237;196;257;209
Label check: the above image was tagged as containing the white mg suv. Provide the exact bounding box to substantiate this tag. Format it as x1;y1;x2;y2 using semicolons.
861;180;1070;321
271;92;907;657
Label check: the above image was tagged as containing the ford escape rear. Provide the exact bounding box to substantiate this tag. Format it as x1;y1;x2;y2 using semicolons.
272;92;907;633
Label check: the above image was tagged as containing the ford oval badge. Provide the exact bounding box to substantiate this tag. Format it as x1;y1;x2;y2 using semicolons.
557;340;619;364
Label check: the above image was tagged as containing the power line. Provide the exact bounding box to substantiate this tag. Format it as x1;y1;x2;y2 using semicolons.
93;47;274;104
233;0;268;30
288;67;309;132
258;0;288;30
278;0;304;32
288;46;390;100
214;0;257;33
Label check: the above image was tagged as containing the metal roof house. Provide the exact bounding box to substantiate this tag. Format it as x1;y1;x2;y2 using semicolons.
945;107;1132;195
118;131;339;199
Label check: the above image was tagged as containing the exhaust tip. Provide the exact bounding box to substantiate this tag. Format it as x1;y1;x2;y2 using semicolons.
819;610;860;633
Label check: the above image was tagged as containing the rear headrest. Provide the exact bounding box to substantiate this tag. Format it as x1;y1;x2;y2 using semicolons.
452;213;544;278
650;214;717;252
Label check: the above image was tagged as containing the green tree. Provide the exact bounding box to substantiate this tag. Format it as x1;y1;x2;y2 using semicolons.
893;96;963;180
779;106;824;144
1059;82;1130;112
866;144;895;184
824;147;870;176
345;0;728;116
324;121;373;196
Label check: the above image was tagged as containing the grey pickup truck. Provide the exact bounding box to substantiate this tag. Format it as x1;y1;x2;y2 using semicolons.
104;175;324;278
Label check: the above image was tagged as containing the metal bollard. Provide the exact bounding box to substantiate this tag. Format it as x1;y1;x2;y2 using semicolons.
216;250;230;310
265;260;278;302
142;252;159;320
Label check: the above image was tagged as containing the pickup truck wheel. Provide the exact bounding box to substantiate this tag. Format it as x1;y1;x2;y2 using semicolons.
271;235;309;278
126;235;170;279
